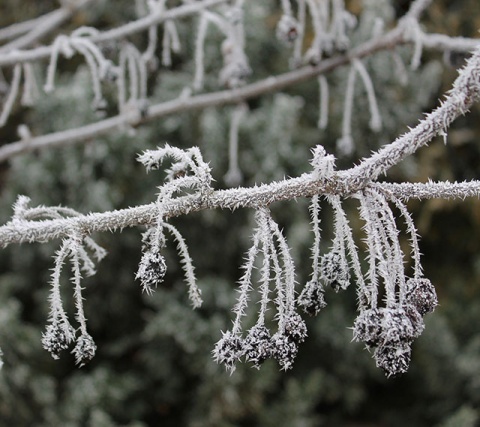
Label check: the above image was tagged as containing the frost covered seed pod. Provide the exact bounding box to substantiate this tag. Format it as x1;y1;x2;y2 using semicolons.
213;330;244;373
276;15;300;44
298;280;327;316
374;342;412;378
72;333;97;367
403;304;425;339
406;278;438;316
283;312;308;344
381;308;416;343
244;325;273;368
352;308;383;347
136;249;167;293
42;321;76;360
271;332;298;371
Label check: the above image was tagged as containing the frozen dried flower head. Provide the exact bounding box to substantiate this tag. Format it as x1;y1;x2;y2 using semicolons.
72;333;96;367
406;278;438;316
244;324;273;369
381;308;418;343
271;332;298;371
298;280;327;316
352;308;383;348
213;330;244;374
283;312;308;344
135;248;167;294
276;14;300;44
42;320;76;360
320;251;350;291
374;342;412;378
403;303;425;338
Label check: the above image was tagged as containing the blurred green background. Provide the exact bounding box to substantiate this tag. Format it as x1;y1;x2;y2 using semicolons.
1;1;480;426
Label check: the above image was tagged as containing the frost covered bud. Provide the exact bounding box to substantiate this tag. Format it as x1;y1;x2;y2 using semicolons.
298;280;327;316
406;278;438;316
381;308;417;343
271;332;298;371
135;249;167;294
72;333;97;367
244;325;273;368
352;308;383;347
374;342;412;378
403;304;425;339
276;15;300;44
320;251;350;291
213;330;244;373
42;321;76;360
283;312;308;344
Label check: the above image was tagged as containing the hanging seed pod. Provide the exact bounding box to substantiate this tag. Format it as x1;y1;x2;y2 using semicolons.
381;308;417;343
271;332;298;371
352;308;384;347
135;249;167;294
42;320;76;360
276;14;300;44
72;333;97;367
374;342;412;378
405;278;438;316
283;312;308;344
244;324;273;368
403;304;425;339
298;280;327;316
213;330;244;373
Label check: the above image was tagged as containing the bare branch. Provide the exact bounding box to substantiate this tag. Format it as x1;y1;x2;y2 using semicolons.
0;0;93;53
0;0;228;67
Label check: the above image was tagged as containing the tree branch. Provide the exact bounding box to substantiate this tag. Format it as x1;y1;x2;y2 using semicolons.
0;26;405;163
0;0;93;53
0;0;228;67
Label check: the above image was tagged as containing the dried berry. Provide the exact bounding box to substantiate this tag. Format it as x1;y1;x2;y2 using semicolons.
271;332;298;371
213;330;244;373
42;321;76;360
352;308;383;347
381;308;417;343
403;303;425;339
72;333;96;367
298;280;327;316
374;342;412;378
135;249;167;294
406;278;438;316
244;324;273;368
283;312;308;344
